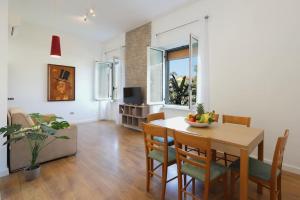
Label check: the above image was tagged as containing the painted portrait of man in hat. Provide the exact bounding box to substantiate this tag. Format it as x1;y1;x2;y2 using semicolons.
48;64;75;101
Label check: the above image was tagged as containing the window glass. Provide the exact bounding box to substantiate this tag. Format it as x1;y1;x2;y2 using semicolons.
95;62;113;100
167;57;190;106
190;36;198;106
148;48;164;104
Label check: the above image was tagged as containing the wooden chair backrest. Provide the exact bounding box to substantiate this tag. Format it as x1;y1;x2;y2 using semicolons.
147;112;165;123
271;130;289;181
222;115;251;127
143;123;168;162
214;114;219;123
174;131;211;180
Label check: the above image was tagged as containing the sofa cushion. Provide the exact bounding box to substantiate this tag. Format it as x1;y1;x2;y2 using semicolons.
181;160;227;181
230;157;280;181
153;136;174;146
148;147;176;163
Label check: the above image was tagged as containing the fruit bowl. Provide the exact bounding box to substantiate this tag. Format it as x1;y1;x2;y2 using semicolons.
184;119;211;128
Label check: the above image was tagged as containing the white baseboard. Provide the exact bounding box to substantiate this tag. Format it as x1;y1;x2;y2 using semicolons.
0;167;9;178
264;159;300;175
72;118;99;124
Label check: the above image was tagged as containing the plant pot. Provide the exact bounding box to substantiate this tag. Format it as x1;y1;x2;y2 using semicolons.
24;165;41;181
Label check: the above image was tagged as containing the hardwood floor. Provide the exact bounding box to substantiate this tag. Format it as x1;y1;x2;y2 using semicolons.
1;121;300;200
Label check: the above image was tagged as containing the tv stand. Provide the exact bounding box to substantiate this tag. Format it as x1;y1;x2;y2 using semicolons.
119;104;149;131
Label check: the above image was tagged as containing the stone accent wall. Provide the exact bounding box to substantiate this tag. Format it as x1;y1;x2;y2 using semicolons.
125;23;151;103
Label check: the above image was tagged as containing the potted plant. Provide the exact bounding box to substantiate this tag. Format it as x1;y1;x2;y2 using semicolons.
0;113;70;181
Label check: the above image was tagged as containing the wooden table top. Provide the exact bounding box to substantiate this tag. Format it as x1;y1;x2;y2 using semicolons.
150;117;264;150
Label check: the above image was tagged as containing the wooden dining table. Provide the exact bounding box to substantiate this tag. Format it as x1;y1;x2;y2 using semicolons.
150;116;264;200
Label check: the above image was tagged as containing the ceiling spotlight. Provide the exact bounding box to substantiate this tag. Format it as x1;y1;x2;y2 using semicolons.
89;9;94;14
92;13;96;17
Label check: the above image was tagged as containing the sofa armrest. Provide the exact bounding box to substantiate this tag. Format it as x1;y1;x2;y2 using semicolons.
31;114;57;124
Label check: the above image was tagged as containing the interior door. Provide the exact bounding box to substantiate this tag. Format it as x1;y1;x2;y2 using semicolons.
147;47;165;105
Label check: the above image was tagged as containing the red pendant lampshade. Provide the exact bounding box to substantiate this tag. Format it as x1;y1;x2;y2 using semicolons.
50;35;61;57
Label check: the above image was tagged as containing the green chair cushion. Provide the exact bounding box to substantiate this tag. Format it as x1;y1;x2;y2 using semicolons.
148;147;176;163
230;157;280;181
181;160;227;182
153;136;174;146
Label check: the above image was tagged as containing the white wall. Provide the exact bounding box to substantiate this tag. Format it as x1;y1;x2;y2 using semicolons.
0;0;9;177
150;0;300;174
8;23;102;123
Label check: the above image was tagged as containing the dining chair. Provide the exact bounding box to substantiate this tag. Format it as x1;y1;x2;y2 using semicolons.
143;123;177;200
189;113;220;157
216;114;251;166
187;113;219;153
174;130;228;200
147;112;174;146
214;114;220;123
230;130;289;200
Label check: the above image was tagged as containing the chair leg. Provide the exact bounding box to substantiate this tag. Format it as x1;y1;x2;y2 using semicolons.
212;149;217;161
270;186;276;200
178;174;183;200
203;180;210;200
223;173;228;200
146;158;151;192
150;159;154;177
277;174;282;200
230;171;236;199
161;163;168;200
224;153;228;167
192;178;196;200
183;174;187;200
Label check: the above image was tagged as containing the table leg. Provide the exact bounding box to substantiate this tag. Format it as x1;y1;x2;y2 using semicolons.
240;149;249;200
212;149;217;161
257;140;264;194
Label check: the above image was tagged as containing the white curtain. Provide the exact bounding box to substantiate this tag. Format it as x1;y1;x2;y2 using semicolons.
198;17;210;111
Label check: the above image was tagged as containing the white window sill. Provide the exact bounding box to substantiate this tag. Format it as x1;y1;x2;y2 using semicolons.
162;105;190;111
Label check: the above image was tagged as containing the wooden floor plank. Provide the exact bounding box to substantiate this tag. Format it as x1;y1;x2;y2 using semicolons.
0;121;300;200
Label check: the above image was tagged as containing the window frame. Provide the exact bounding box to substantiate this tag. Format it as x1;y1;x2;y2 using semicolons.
146;34;199;109
94;61;117;101
146;47;166;105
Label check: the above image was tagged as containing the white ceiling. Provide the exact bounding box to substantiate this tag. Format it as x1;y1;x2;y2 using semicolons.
9;0;198;42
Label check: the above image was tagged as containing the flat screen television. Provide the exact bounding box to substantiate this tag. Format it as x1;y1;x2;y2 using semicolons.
123;87;143;105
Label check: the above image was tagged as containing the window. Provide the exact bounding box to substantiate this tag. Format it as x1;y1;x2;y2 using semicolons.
165;46;190;106
147;47;165;104
94;60;119;101
147;34;199;108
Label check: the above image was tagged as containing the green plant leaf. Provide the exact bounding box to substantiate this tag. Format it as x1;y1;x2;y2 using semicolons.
50;121;70;130
29;113;45;124
27;132;48;141
179;76;186;91
55;136;70;139
40;124;57;135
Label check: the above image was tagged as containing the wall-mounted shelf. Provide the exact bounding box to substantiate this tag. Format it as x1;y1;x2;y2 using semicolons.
119;104;149;131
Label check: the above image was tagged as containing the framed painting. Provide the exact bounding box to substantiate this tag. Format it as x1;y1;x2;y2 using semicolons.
48;64;75;101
